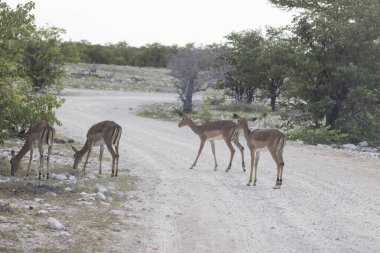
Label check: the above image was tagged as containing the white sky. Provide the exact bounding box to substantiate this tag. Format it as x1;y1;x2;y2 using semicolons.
6;0;294;46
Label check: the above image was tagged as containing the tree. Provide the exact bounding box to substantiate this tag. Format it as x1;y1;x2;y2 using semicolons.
218;30;265;104
258;27;295;111
0;1;64;142
170;46;227;113
271;0;380;143
23;26;66;90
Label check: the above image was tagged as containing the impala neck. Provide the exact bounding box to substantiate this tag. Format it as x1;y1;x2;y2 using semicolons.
241;121;251;139
187;119;200;135
13;140;32;165
77;139;92;156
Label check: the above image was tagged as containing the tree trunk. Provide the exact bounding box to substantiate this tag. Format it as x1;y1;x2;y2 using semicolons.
270;96;276;112
245;87;255;104
182;81;194;113
269;79;279;112
326;104;339;127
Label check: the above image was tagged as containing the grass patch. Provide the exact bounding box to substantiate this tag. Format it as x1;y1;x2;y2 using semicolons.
136;99;285;129
137;103;180;121
0;181;66;199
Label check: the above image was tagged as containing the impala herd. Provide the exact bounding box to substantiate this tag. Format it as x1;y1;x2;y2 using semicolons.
9;112;286;189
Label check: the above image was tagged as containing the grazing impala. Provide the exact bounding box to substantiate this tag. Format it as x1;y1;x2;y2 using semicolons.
233;113;286;189
71;121;122;177
10;120;55;179
178;112;245;172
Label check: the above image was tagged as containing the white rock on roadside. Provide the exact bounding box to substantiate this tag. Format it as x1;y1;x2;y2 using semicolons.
37;210;49;216
358;141;368;147
67;175;77;185
95;184;108;194
96;192;106;201
45;192;57;197
46;217;65;231
59;231;71;236
343;143;357;151
65;187;73;192
51;174;67;180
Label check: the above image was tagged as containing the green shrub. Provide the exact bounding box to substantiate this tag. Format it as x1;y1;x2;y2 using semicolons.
203;94;226;106
195;100;213;122
0;83;64;142
287;127;348;145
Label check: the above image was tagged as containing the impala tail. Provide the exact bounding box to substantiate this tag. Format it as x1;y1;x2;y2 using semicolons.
112;127;122;145
277;134;286;153
42;126;55;145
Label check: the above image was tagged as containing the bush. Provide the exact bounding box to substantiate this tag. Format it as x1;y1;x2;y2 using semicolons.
0;83;64;142
287;127;348;145
195;99;213;122
203;94;226;106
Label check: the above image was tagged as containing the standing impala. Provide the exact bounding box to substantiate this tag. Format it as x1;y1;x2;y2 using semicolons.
178;112;245;172
71;120;122;177
10;120;55;179
233;113;286;189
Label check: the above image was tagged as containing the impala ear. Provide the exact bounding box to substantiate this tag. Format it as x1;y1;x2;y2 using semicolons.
249;117;258;122
233;113;241;119
71;145;78;153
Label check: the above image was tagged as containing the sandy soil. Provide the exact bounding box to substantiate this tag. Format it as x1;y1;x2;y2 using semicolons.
55;89;380;253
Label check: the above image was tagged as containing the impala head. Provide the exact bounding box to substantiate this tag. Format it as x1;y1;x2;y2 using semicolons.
233;113;257;128
10;150;19;176
178;112;192;127
71;146;83;169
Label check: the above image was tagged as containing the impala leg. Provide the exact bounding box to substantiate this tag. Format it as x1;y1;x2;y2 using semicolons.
191;139;205;169
224;138;235;172
115;144;119;177
269;149;281;189
99;145;104;175
247;150;255;186
26;147;33;178
233;139;245;172
105;142;117;177
253;151;260;186
210;141;218;171
46;144;52;180
83;146;92;172
38;144;44;180
277;149;285;188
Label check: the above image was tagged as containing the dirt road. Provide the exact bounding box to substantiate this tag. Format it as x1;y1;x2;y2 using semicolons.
57;89;380;253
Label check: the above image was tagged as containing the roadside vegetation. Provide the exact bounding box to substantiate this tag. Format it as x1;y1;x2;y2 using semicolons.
136;93;352;147
1;0;379;146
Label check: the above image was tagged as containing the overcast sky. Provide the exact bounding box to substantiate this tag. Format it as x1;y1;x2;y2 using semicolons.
6;0;294;46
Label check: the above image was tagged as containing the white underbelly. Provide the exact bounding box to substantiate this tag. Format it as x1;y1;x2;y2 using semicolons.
254;148;268;152
93;139;105;146
207;135;224;141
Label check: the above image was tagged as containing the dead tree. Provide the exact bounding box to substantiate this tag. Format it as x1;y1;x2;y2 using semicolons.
169;47;230;113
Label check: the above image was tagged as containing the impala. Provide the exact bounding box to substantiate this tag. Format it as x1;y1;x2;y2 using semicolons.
10;120;55;179
178;112;245;172
233;113;286;189
71;120;122;177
